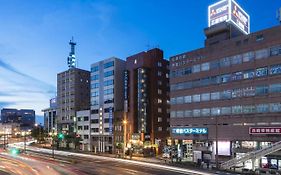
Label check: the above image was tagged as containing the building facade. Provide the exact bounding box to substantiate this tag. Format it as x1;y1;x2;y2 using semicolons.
57;39;90;134
90;57;125;153
42;98;57;133
125;48;170;155
170;7;281;169
77;110;91;151
0;108;35;130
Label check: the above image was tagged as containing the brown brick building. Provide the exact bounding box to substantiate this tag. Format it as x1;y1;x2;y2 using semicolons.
124;48;170;154
170;23;281;167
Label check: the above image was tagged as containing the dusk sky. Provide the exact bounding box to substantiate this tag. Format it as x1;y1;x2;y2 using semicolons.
0;0;280;123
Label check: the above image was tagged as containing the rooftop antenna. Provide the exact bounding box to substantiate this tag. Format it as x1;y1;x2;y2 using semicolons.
277;7;281;24
67;37;77;69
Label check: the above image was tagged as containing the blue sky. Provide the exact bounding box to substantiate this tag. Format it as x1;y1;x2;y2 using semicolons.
0;0;280;123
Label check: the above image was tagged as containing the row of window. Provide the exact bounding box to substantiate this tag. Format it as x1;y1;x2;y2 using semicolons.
171;63;281;91
171;45;281;78
91;88;114;97
91;61;114;73
91;70;114;81
171;103;281;118
91;108;114;114
92;80;114;89
91;98;114;106
171;83;281;104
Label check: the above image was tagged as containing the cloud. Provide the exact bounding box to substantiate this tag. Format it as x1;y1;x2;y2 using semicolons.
0;102;15;108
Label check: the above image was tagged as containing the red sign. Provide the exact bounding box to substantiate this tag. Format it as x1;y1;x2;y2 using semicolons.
249;127;281;135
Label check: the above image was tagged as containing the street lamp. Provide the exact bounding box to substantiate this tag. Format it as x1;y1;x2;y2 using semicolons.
123;119;127;158
49;129;57;159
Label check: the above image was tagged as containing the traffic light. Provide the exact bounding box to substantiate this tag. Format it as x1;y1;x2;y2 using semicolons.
58;133;64;139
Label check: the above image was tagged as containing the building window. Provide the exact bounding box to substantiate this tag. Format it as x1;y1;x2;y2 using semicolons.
184;96;192;103
270;64;281;75
84;135;89;139
232;71;243;81
104;61;114;69
232;88;243;98
158;127;162;131
221;90;231;99
184;110;192;117
104;118;110;123
91;128;99;132
157;71;162;76
157;99;163;104
243;87;255;97
176;97;183;104
84;126;89;130
255;49;268;59
201;62;210;71
201;93;210;101
104;70;114;77
104;88;114;95
255;85;268;95
256;104;269;113
201;108;210;116
269;83;281;93
91;119;99;124
193;109;200;117
221;107;231;115
104;79;114;86
92;91;99;97
192;64;201;73
157;117;162;122
256;34;264;42
243;105;255;114
270;45;281;56
171;111;176;118
78;126;83;130
92;74;99;81
210;60;220;69
176;111;183;117
209;93;219;101
232;105;242;114
157;89;162;95
91;66;99;72
158;108;162;113
256;67;268;77
243;52;255;62
231;55;242;65
270;103;281;112
221;74;231;83
211;108;220;116
210;75;221;84
170;98;176;105
157;62;162;67
84;116;89;121
220;57;231;67
243;69;255;79
192;94;200;102
92;83;99;89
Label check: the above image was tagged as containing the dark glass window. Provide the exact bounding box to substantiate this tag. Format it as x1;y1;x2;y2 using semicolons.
104;61;114;69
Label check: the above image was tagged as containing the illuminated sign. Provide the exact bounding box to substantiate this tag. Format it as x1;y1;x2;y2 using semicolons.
208;0;250;34
249;127;281;135
172;128;208;135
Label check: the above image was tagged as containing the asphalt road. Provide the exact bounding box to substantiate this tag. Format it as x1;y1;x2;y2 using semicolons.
0;149;215;175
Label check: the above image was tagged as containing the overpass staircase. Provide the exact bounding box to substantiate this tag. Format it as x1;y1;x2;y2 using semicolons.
220;141;281;169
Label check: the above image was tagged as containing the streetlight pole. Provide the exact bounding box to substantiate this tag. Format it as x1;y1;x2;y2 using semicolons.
123;119;127;158
215;116;219;169
24;131;26;153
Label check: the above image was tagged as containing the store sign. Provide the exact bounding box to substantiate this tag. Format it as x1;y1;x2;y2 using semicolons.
249;127;281;135
172;128;208;135
208;0;250;34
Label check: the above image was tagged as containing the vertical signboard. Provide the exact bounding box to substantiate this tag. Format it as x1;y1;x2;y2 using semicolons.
208;0;250;34
230;0;250;34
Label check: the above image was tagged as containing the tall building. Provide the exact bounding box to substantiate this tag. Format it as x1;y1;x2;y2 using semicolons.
170;0;281;169
0;108;35;130
125;48;170;154
57;39;90;134
42;98;57;133
90;57;125;153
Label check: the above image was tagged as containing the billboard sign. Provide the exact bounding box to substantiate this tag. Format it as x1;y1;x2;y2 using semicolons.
249;127;281;135
208;0;250;34
172;127;208;135
208;0;229;27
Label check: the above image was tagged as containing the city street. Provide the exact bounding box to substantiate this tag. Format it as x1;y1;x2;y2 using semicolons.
3;143;216;175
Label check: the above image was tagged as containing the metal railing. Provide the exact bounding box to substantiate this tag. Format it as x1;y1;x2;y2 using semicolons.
221;141;281;169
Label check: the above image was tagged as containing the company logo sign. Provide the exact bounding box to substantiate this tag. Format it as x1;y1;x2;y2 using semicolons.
172;128;208;135
208;0;250;34
249;127;281;135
